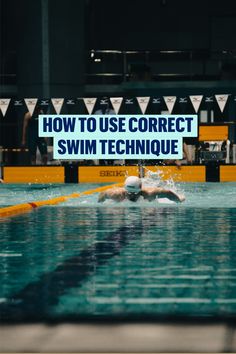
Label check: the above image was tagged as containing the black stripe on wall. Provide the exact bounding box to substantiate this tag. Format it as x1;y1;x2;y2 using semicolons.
206;161;220;182
64;163;78;183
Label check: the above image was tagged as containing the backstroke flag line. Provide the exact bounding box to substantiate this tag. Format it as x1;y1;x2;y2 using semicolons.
0;95;233;117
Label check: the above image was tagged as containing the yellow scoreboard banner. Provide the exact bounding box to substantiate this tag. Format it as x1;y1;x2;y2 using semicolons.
145;165;206;182
78;166;139;183
199;125;228;141
220;165;236;182
3;166;64;183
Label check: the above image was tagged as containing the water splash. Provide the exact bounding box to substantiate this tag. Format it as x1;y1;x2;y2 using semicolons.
143;167;183;195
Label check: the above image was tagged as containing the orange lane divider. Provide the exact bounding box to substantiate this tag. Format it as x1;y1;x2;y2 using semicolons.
0;183;123;218
0;203;33;218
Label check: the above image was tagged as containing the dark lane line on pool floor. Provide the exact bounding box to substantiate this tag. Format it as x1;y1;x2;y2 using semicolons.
0;224;141;322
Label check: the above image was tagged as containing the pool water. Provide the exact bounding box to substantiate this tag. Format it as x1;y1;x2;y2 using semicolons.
0;181;236;321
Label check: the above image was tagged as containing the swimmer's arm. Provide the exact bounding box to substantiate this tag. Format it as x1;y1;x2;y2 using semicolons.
158;189;185;202
143;188;185;203
98;188;126;203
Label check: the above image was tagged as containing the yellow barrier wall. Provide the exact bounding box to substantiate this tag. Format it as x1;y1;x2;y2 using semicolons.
220;165;236;182
145;165;206;182
78;166;139;183
199;126;228;141
3;165;236;183
3;166;64;183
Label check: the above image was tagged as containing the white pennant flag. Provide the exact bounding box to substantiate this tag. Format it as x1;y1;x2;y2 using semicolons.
163;96;176;114
136;97;150;114
24;98;38;116
189;95;203;113
51;98;64;114
83;98;97;114
215;94;229;112
110;97;123;114
0;98;11;117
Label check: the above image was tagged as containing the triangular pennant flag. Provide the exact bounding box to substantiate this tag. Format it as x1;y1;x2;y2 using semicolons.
110;97;123;114
189;95;203;113
51;98;64;114
136;97;150;114
24;98;38;115
215;94;229;112
163;96;176;114
83;98;97;114
0;98;11;117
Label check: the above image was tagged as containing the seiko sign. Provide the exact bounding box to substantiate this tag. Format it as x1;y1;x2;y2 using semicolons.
99;171;126;177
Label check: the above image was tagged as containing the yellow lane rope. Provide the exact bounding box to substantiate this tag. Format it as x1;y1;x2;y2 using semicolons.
0;182;123;218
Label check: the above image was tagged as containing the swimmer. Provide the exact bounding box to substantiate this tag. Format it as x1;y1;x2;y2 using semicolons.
98;176;185;203
0;178;4;183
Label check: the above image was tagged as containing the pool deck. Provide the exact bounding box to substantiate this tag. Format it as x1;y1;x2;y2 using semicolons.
1;322;236;352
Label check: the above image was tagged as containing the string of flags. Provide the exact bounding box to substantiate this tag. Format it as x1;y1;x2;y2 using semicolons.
0;94;232;117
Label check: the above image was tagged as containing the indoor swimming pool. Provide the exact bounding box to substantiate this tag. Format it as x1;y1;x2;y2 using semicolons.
0;181;236;322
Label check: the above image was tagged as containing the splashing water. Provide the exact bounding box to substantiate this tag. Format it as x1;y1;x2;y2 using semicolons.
143;167;183;194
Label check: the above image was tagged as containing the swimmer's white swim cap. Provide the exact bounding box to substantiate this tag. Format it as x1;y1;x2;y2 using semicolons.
124;176;142;193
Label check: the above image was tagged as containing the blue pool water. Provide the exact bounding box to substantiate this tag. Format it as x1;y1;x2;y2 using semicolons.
0;181;236;321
